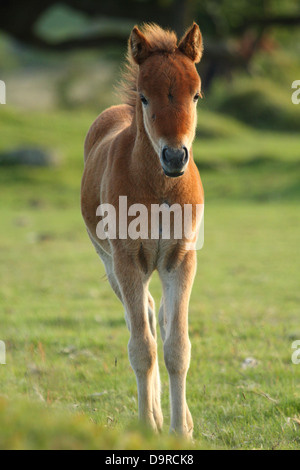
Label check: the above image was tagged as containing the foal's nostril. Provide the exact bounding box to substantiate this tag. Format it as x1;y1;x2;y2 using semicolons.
182;146;189;164
162;146;174;164
162;147;168;164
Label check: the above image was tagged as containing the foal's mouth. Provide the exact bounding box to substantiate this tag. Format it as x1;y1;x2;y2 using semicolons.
163;168;185;178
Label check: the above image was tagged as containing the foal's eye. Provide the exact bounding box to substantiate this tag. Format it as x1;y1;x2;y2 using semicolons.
140;94;148;106
193;92;201;103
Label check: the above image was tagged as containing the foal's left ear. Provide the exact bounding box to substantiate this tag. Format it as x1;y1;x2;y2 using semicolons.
178;23;203;63
129;26;151;65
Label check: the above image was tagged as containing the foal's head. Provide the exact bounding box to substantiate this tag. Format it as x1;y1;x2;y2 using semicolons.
129;23;203;178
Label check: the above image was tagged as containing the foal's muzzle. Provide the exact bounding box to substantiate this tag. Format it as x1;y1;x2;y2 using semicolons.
161;146;189;178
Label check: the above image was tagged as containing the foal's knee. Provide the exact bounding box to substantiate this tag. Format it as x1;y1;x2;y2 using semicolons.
164;335;191;375
128;333;157;376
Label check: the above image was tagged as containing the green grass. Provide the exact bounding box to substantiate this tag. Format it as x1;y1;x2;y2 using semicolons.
0;104;300;449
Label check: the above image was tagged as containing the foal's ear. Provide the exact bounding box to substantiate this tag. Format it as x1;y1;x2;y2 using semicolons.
129;26;151;65
178;23;203;63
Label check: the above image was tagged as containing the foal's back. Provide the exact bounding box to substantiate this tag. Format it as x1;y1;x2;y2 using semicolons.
84;104;132;164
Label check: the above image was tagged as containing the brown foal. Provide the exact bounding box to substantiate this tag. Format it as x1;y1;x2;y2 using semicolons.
81;22;204;438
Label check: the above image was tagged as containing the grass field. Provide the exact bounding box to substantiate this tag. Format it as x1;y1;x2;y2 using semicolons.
0;103;300;450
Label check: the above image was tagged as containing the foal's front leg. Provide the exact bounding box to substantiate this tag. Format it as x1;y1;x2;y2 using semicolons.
148;293;164;431
159;250;197;438
113;250;158;431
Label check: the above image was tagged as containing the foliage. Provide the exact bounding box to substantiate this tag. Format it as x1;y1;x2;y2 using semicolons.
0;0;300;89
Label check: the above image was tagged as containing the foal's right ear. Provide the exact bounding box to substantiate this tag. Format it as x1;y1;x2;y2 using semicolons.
178;23;203;63
129;27;151;65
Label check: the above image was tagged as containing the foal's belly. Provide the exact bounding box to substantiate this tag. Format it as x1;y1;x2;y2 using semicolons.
105;236;185;276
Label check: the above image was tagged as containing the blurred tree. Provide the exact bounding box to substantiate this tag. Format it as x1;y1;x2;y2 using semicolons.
0;0;190;48
0;0;299;90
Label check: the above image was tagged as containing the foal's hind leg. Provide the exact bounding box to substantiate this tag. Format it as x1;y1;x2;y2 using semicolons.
88;231;123;301
158;298;166;342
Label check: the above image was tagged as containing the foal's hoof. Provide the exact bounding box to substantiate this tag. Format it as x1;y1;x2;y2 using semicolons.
154;414;164;433
140;415;160;434
169;425;194;441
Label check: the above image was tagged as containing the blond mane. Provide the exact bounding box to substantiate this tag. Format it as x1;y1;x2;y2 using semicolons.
118;23;178;108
